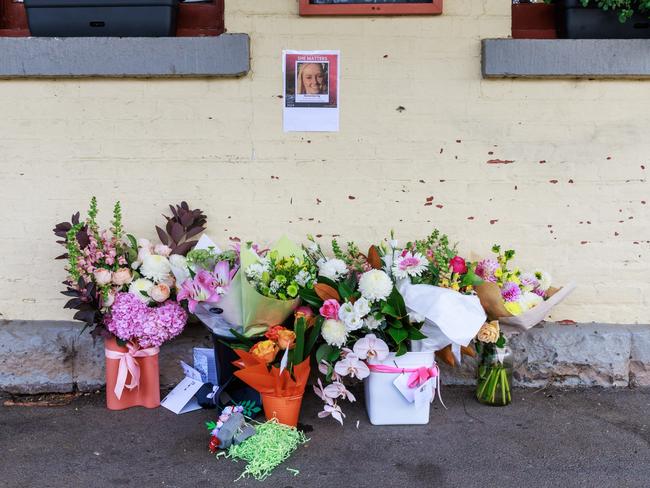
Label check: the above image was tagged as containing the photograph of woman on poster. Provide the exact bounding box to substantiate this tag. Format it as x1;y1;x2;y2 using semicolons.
295;62;329;103
297;62;328;95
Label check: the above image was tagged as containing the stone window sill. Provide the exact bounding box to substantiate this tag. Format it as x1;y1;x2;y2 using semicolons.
482;39;650;79
0;34;249;78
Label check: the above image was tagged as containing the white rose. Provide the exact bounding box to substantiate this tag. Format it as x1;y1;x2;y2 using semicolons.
318;258;348;282
137;238;153;253
140;254;172;283
358;269;393;302
321;319;348;347
129;278;154;303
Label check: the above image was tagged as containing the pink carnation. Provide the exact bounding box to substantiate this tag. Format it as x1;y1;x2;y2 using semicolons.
320;299;341;320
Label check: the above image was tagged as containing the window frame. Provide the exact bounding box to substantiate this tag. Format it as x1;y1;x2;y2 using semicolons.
298;0;442;16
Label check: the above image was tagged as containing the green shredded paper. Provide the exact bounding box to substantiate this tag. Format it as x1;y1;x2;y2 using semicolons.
222;419;308;481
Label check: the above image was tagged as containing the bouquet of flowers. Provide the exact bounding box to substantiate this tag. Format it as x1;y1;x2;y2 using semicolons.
172;235;317;338
54;198;200;408
228;310;321;426
379;230;487;366
474;244;575;330
300;238;429;424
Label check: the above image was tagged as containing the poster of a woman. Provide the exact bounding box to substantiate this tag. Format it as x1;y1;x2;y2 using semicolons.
283;50;339;131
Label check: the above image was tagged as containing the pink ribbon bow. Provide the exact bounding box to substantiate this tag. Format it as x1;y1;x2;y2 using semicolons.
105;343;159;399
366;363;439;389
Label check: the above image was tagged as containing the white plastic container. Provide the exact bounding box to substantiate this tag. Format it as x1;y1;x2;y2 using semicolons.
364;351;435;425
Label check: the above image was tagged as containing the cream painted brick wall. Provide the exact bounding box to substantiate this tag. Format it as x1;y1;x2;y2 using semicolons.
0;1;648;323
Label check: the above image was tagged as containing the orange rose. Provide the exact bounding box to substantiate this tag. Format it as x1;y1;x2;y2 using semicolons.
250;340;278;364
294;306;315;327
277;330;296;350
264;325;286;342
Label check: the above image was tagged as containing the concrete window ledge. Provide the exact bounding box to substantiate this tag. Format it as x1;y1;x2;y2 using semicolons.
482;39;650;79
0;34;250;78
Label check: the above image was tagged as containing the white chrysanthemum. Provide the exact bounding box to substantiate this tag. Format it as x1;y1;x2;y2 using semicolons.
363;315;382;330
129;278;154;303
392;252;428;280
358;269;393;302
318;258;348;282
246;263;266;281
536;271;552;292
321;319;348;347
140;254;172;283
519;291;543;311
520;272;539;293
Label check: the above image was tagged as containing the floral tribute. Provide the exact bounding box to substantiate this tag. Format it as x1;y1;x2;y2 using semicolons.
475;244;553;317
299;237;426;423
245;250;316;301
53;197;202;346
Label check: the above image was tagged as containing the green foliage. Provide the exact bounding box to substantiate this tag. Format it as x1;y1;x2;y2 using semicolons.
111;201;123;240
237;400;262;417
65;223;84;281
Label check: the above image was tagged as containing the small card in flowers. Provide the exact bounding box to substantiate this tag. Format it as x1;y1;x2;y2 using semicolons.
393;374;434;409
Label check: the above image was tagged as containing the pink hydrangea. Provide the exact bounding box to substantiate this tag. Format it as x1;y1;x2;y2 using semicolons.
475;259;499;282
105;292;187;348
501;281;522;302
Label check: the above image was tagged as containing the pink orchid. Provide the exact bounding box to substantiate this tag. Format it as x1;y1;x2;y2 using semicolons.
313;378;334;406
318;360;341;382
353;334;389;362
334;354;370;380
324;382;356;402
318;403;346;425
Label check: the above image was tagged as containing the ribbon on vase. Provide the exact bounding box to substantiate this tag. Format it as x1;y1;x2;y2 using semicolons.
105;343;159;399
367;363;446;408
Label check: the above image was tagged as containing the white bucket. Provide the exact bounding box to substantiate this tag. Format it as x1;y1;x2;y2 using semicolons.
364;351;435;425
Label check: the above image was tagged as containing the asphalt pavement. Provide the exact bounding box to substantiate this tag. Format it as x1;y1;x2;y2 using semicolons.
1;387;649;488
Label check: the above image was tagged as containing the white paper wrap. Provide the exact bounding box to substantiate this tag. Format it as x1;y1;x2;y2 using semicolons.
397;279;486;363
498;282;576;330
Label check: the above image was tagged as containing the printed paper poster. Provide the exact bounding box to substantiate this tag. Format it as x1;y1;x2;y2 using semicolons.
283;50;340;132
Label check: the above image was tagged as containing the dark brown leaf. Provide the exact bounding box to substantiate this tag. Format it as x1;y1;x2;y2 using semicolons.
367;245;382;270
156;226;169;246
185;226;205;239
314;283;341;302
172;240;197;256
170;222;184;243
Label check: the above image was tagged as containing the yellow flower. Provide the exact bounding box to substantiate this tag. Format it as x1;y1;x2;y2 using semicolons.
494;268;503;278
466;285;473;292
504;301;523;316
451;282;460;291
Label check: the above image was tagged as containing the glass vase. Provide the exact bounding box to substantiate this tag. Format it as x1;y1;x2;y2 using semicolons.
476;345;513;406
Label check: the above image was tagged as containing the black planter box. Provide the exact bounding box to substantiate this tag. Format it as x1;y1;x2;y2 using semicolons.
25;0;178;37
559;0;650;38
211;334;261;409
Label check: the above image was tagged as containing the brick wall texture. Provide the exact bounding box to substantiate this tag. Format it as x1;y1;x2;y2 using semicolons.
0;0;647;323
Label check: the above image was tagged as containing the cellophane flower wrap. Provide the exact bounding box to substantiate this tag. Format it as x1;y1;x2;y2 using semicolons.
474;244;576;330
239;236;317;337
299;237;426;424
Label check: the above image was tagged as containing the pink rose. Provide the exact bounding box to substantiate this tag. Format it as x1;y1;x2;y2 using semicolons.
93;268;112;286
150;283;171;303
449;256;467;275
112;268;133;286
319;299;341;320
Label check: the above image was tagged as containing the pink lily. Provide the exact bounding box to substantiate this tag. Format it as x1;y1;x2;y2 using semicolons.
177;271;221;313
